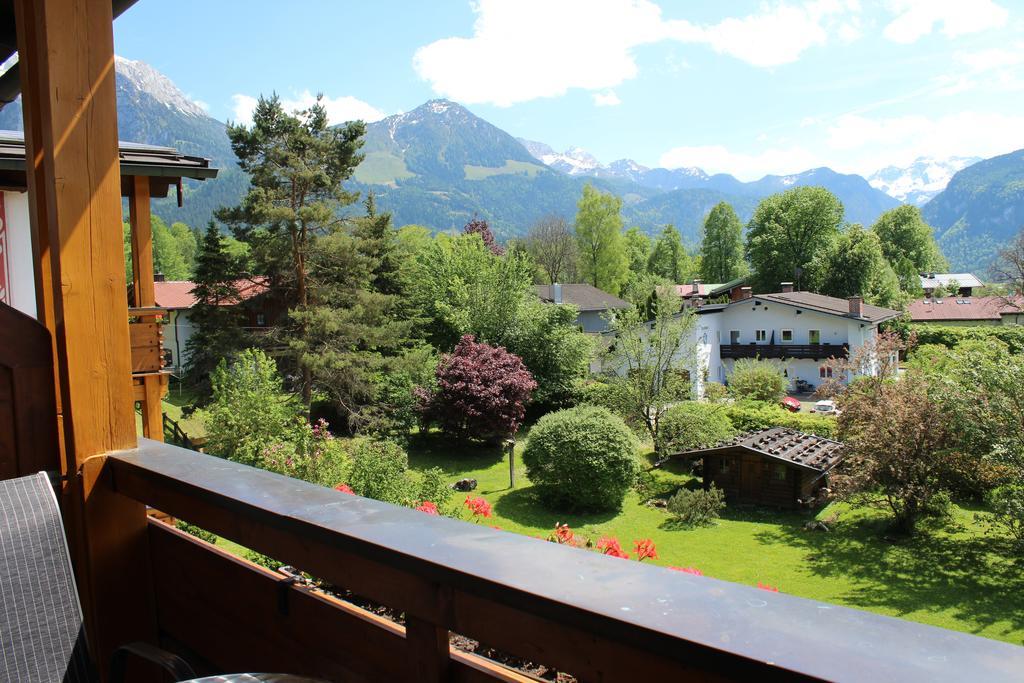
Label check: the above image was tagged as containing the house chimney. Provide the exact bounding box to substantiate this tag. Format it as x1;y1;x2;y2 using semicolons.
552;282;563;304
848;295;863;317
739;286;753;301
691;278;701;294
154;271;165;282
780;281;794;293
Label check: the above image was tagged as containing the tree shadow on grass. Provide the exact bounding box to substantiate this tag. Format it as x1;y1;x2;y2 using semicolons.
493;487;620;529
754;518;1024;639
406;433;506;476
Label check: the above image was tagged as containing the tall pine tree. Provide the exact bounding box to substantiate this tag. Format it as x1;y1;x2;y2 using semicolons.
217;94;366;408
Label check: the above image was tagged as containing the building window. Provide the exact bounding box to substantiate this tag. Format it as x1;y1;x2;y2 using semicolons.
720;458;733;474
809;329;821;344
781;329;793;342
755;329;767;342
775;464;787;481
256;313;266;327
819;366;833;379
730;330;741;344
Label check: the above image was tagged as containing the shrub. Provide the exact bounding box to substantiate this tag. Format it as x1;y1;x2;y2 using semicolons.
727;358;788;403
986;485;1024;552
260;418;349;489
702;382;728;402
175;520;217;545
416;466;454;511
522;406;640;511
418;335;537;443
667;485;726;527
910;324;1024;355
659;402;737;453
347;439;414;505
724;401;837;437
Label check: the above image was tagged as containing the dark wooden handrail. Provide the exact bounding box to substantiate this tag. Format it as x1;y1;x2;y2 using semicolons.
720;343;850;360
105;439;1024;682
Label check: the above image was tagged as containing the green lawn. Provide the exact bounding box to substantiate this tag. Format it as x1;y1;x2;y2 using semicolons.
407;433;1024;646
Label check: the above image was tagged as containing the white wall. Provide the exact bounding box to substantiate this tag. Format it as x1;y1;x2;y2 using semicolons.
4;191;36;318
165;309;196;373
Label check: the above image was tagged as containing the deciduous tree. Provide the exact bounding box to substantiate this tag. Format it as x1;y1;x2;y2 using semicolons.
699;202;747;283
463;217;504;255
812;224;904;308
525;214;577;284
871;205;946;292
575;184;629;294
745;187;844;293
647;224;693;283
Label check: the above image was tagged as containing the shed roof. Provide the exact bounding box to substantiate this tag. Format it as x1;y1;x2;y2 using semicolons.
677;427;846;473
153;278;269;310
535;284;631;312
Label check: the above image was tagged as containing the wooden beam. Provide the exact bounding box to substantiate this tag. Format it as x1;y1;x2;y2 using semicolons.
128;175;154;308
14;0;157;676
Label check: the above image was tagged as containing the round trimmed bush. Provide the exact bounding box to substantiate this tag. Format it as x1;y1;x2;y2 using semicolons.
660;402;737;454
522;406;640;511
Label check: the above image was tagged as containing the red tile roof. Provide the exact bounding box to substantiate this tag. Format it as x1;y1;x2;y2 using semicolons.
153;278;270;310
907;296;1024;322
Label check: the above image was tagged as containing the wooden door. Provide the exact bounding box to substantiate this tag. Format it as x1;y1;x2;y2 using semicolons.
739;459;761;500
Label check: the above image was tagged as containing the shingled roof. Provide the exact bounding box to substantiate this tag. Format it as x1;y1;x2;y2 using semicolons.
535;284;631;312
753;291;901;323
676;427;846;473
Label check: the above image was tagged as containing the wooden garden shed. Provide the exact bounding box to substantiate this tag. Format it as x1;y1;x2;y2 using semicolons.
681;428;845;509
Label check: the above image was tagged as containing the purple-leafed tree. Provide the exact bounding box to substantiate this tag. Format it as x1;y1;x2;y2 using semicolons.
463;217;505;256
418;335;536;443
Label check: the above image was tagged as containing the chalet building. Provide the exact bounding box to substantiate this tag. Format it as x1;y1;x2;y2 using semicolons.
151;277;273;372
919;272;984;297
535;283;631;333
0;2;1019;681
678;428;845;509
690;285;902;394
908;295;1024;326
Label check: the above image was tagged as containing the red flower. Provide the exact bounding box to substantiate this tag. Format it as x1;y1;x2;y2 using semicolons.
633;539;658;562
757;582;779;592
463;496;492;518
669;566;704;576
415;501;439;515
334;483;354;494
596;536;630;559
549;523;579;546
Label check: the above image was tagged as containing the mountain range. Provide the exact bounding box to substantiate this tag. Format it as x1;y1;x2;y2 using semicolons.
0;57;1016;272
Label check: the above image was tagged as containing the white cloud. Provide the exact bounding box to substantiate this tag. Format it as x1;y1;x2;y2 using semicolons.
826;111;1024;171
883;0;1009;44
954;44;1024;71
414;0;861;106
659;143;823;180
229;91;386;126
593;90;622;106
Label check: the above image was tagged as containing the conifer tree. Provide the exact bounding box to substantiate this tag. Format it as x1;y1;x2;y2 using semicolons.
217;94;366;407
185;222;248;394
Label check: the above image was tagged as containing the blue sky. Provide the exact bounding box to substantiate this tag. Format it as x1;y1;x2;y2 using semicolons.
114;0;1024;180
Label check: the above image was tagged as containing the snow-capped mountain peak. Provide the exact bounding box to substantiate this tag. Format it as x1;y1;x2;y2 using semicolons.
868;156;981;206
115;55;208;118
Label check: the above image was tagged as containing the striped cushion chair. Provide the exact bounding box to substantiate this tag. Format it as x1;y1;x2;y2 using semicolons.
0;472;195;683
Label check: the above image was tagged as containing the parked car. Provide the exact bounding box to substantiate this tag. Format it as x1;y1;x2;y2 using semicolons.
813;400;840;416
781;396;802;413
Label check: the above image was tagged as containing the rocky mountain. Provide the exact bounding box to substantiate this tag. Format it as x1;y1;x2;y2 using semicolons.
0;56;246;230
922;148;1024;272
519;141;898;226
868;156;980;206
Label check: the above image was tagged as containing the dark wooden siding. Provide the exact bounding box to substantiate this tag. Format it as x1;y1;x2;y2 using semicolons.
702;447;814;509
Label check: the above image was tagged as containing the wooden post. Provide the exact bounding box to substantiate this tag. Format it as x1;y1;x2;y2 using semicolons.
15;0;158;677
128;175;164;441
405;615;451;683
505;438;516;489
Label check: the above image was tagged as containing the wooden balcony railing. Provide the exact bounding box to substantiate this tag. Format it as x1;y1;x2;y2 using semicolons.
720;343;850;360
128;307;168;374
102;439;1024;682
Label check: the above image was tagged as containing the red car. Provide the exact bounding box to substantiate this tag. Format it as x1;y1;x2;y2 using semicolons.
781;396;802;413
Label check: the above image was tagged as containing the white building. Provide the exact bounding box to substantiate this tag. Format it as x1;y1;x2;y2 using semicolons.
691;285;901;393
